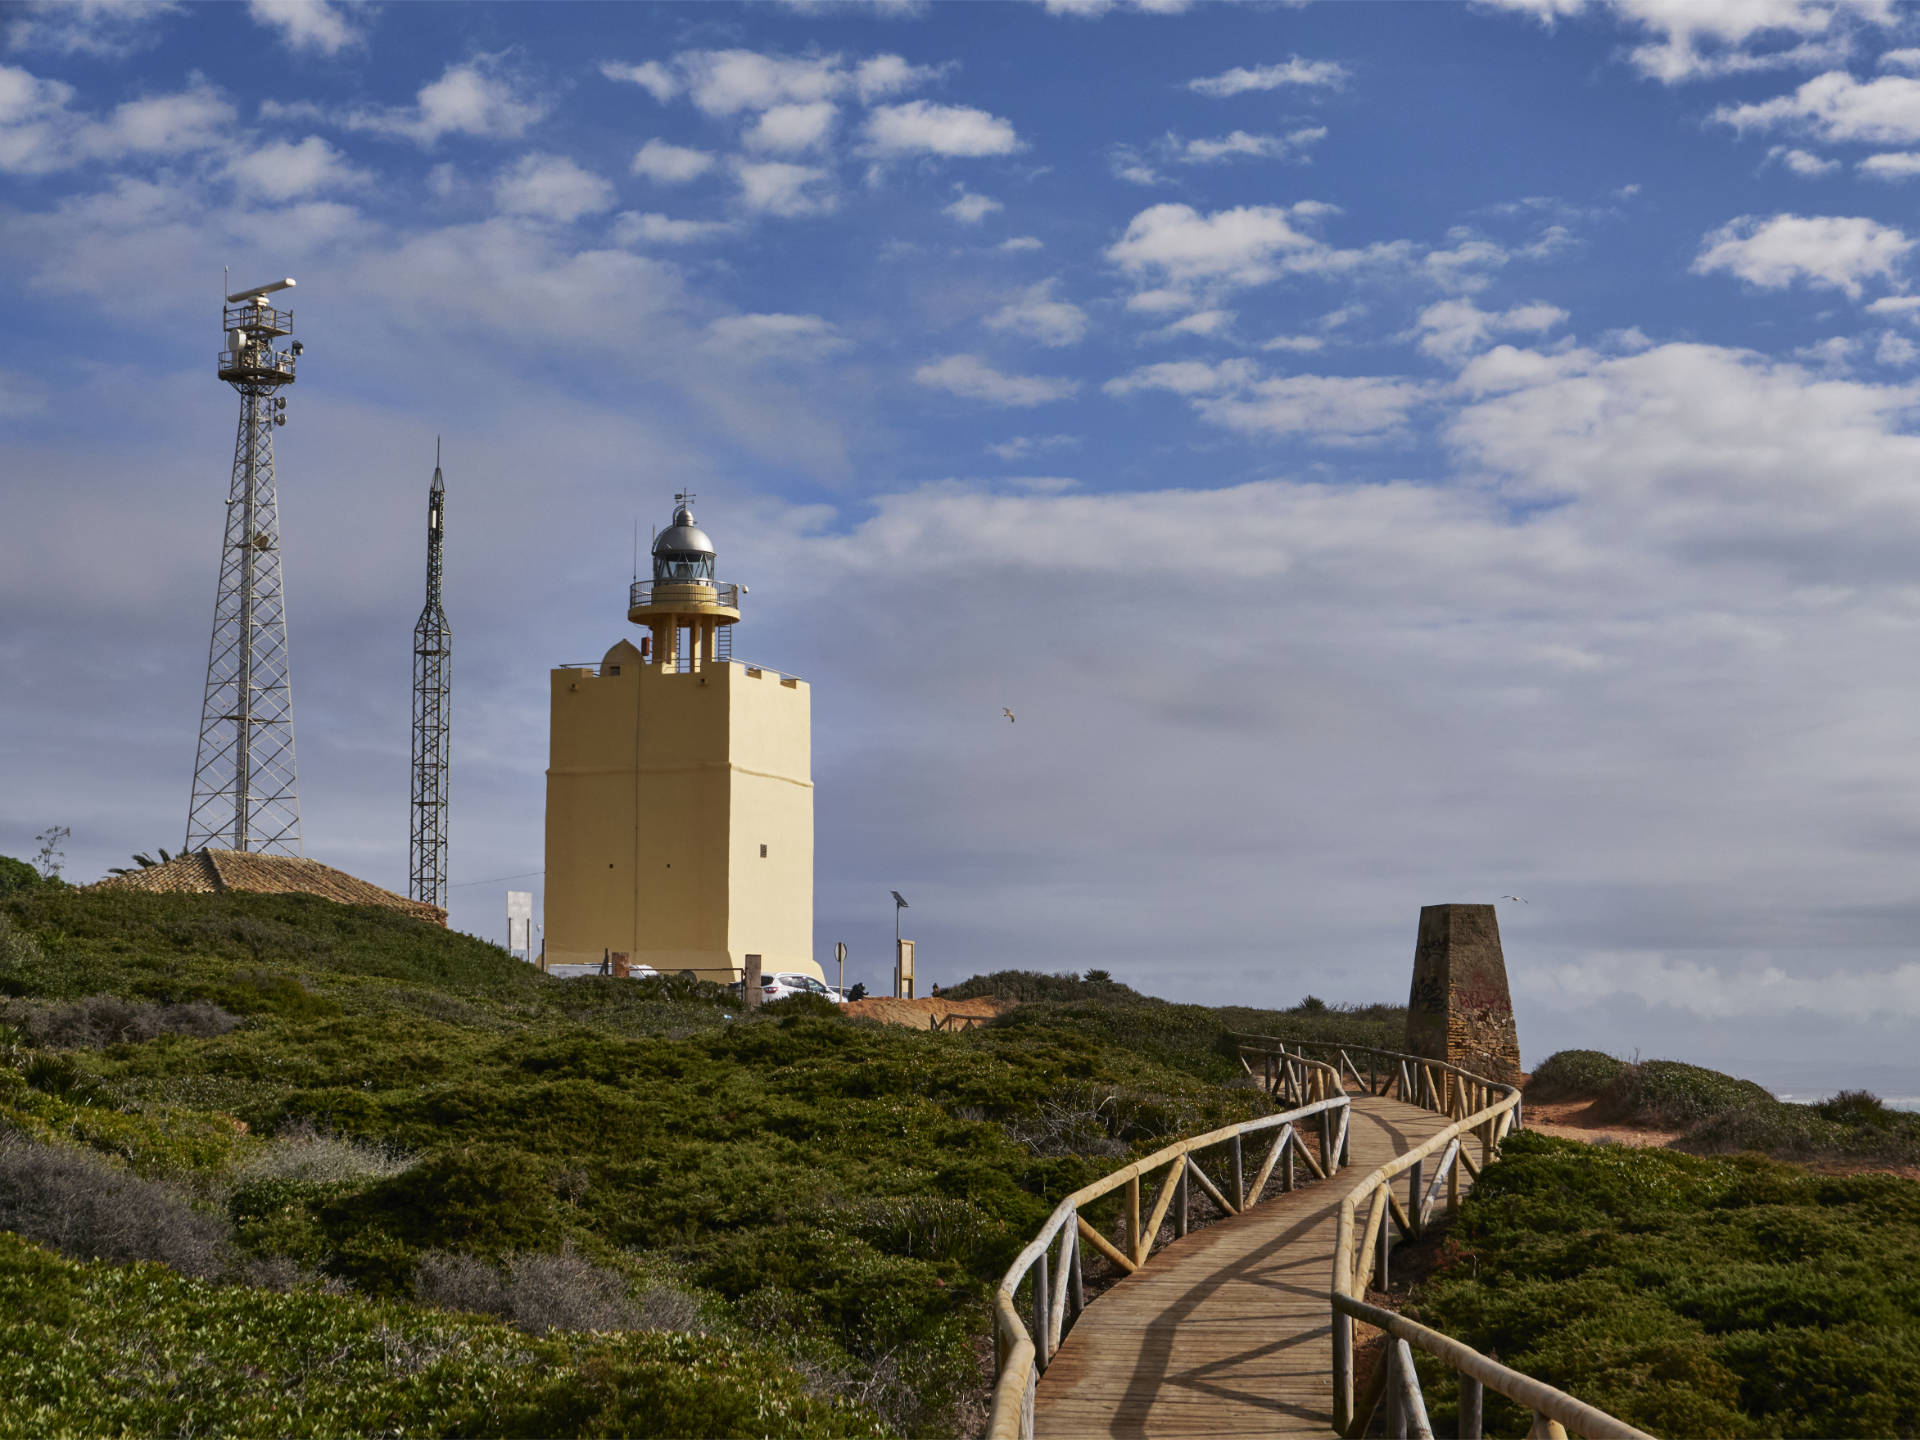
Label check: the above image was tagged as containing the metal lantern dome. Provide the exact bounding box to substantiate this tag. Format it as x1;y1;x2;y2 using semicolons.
652;497;716;583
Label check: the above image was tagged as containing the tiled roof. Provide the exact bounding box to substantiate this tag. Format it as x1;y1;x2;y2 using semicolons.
92;850;446;925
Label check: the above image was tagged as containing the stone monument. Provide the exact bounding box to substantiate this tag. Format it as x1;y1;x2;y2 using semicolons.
1405;903;1522;1084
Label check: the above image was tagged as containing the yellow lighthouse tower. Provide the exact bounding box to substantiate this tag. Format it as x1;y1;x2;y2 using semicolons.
543;495;819;984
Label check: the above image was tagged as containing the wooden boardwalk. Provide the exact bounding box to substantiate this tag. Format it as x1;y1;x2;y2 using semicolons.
1033;1095;1459;1439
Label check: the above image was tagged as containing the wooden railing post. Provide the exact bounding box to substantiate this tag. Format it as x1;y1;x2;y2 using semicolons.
1377;1207;1391;1290
1231;1132;1245;1210
1407;1159;1423;1237
1032;1250;1050;1370
1125;1174;1140;1260
1333;1206;1355;1434
1459;1372;1484;1440
1175;1158;1190;1237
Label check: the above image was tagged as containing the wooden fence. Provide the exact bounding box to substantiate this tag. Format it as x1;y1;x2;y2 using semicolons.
985;1054;1351;1440
929;1012;996;1032
1237;1037;1653;1440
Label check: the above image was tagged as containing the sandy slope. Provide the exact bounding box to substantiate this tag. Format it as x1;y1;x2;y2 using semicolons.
842;996;1013;1029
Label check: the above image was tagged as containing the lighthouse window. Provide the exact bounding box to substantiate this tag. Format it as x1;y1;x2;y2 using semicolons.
760;844;768;857
655;554;715;582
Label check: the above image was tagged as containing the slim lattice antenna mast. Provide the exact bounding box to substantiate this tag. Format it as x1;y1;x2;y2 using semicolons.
410;440;452;909
186;276;302;855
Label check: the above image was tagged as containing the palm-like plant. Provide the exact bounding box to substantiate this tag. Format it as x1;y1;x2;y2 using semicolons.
107;848;173;877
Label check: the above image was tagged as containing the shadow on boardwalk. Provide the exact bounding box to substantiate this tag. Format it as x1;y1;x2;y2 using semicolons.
1034;1096;1459;1439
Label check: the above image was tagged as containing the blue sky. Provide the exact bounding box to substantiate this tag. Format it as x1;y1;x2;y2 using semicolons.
8;0;1920;1098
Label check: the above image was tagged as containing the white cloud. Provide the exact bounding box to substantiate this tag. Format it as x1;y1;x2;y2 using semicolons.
600;60;679;103
0;71;243;174
96;81;234;159
1481;0;1893;82
1188;57;1351;96
492;153;615;223
986;433;1081;460
1107;202;1398;289
1876;329;1918;365
944;188;1002;224
1177;127;1327;164
1858;150;1920;178
1125;287;1195;314
602;49;943;116
612;210;737;245
1614;0;1889;85
1716;70;1920;143
631;139;713;183
745;100;837;152
1262;334;1326;353
1769;144;1840;175
734;158;835;216
999;235;1043;252
246;0;360;55
1866;294;1920;317
344;57;545;146
225;136;366;200
1416;297;1567;363
863;100;1021;156
0;66;81;174
1155;308;1234;339
1107;144;1164;186
1104;358;1256;395
985;281;1088;347
1693;213;1912;297
852;54;947;102
1472;0;1587;19
914;353;1077;406
679;50;844;115
1040;0;1196;15
5;0;181;58
1881;47;1920;71
1198;373;1427;442
703;312;847;362
1422;233;1509;291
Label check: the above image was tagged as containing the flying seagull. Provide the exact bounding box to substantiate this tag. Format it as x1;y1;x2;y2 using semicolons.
1003;707;1016;723
1500;895;1528;903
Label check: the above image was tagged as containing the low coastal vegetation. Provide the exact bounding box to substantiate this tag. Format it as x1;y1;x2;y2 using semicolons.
1402;1131;1920;1439
0;875;1394;1438
1386;1051;1920;1438
1529;1047;1920;1165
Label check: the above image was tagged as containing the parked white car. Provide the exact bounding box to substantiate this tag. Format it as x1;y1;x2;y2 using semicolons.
762;972;837;1003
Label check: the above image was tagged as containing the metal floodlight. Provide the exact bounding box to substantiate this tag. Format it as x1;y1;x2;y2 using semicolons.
290;340;304;355
226;277;296;304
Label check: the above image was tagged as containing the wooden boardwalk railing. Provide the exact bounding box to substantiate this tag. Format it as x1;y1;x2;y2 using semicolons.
990;1035;1653;1440
987;1055;1350;1439
1243;1038;1653;1440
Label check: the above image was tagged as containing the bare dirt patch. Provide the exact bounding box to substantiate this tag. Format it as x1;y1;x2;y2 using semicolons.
1522;1096;1683;1148
842;995;1013;1029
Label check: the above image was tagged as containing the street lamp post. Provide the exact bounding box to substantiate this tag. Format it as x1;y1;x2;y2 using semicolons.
891;890;909;998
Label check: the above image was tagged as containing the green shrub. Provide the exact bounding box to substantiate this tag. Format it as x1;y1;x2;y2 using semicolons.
0;1230;882;1438
1406;1131;1920;1440
0;858;41;898
1526;1048;1629;1102
943;969;1145;1004
1606;1059;1775;1127
0;887;1327;1437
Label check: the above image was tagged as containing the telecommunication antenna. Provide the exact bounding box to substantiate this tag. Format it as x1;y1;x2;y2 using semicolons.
410;441;452;908
185;276;304;854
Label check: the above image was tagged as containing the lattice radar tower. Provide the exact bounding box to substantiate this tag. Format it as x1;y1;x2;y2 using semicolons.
185;277;304;855
410;445;452;909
